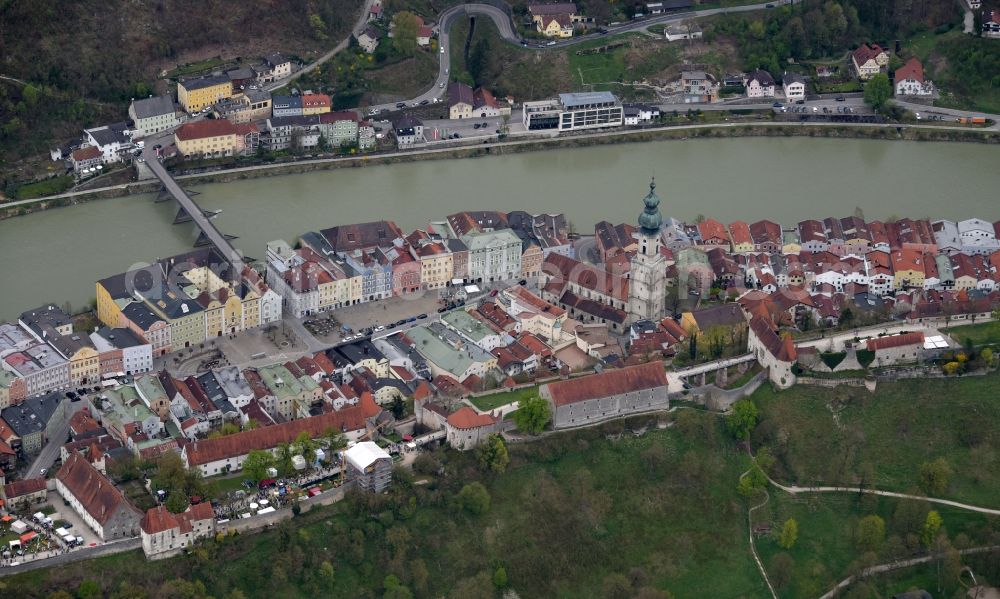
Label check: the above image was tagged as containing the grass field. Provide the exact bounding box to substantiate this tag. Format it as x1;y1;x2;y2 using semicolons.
756;493;999;598
751;372;1000;507
944;320;1000;346
12;175;74;200
469;385;538;411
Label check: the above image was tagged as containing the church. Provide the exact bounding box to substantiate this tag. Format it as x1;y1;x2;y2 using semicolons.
628;179;670;324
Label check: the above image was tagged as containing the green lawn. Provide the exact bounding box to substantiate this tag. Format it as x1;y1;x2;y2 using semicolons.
751;372;1000;507
165;58;229;80
944;320;1000;347
207;474;251;499
469;385;538;411
11;175;74;200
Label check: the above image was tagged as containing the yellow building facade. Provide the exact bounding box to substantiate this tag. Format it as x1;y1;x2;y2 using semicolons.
178;76;232;113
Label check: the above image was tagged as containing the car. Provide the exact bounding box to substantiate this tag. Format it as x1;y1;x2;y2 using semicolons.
437;306;448;313
439;82;445;88
66;391;77;400
812;106;819;112
70;394;81;402
772;102;783;108
795;99;805;104
495;129;501;134
39;468;47;476
406;317;417;323
765;2;774;6
546;40;557;46
412;101;420;107
519;279;527;286
419;99;429;105
836;95;845;101
440;47;445;53
473;123;481;129
374;325;385;332
520;40;528;45
490;289;499;297
396;102;406;108
417;313;428;319
454;133;461;138
394;319;406;327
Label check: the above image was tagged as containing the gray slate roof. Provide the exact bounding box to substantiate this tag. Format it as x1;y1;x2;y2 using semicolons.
131;95;175;120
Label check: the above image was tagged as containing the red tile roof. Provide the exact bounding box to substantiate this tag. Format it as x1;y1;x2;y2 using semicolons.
3;477;46;499
852;43;886;67
71;146;101;161
541;253;628;301
175;119;237;141
447;406;498;430
140;502;214;535
544;361;668;407
749;316;797;363
698;218;729;244
183;395;380;466
728;221;753;246
56;452;140;525
866;332;924;351
895;57;924;83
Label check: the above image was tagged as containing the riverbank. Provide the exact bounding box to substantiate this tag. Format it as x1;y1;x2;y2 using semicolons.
3;120;997;221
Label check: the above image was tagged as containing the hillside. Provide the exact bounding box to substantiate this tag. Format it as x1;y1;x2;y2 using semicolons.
0;0;363;176
5;372;1000;598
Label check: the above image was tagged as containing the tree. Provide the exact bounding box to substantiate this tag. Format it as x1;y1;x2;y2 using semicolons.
602;573;633;599
220;422;240;435
390;395;406;419
726;400;759;441
779;518;799;549
855;514;886;552
493;565;508;589
77;580;101;599
165;486;189;514
919;458;951;495
863;73;892;112
922;510;943;548
392;12;421;56
242;449;274;483
457;482;491;515
476;433;509;473
769;553;795;589
513;395;551;434
294;431;317;464
383;574;414;599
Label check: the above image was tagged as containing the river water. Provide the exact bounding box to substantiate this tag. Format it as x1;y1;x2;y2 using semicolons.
2;137;998;319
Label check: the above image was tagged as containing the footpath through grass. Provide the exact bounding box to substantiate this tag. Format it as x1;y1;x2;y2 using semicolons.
751;371;1000;507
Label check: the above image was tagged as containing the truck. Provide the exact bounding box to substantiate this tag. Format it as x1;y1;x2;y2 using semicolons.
957;117;986;124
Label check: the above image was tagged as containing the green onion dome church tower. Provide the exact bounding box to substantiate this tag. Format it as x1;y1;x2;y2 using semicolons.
628;178;668;324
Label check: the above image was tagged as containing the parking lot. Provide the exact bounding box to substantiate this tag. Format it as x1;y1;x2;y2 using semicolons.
1;492;103;567
333;292;445;335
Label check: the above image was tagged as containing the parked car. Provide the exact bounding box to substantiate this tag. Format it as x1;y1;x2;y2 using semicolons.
419;99;429;105
836;95;845;101
417;313;428;319
490;289;499;297
396;102;406;108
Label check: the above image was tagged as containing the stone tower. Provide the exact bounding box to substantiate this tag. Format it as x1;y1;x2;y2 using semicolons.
628;178;668;324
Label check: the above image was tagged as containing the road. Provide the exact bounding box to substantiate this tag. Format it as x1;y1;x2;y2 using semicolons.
25;400;88;479
361;0;803;115
265;0;379;92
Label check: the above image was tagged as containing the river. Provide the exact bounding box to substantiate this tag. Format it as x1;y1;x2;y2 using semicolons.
2;137;998;319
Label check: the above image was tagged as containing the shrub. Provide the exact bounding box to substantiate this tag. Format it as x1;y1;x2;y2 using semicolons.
855;349;876;368
820;351;847;370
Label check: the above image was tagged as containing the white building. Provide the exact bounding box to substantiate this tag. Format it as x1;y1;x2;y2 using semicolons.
90;327;154;376
140;504;215;559
744;69;775;99
84;122;134;164
781;72;806;102
128;96;179;138
462;229;523;283
664;22;702;42
522;92;623;132
748;316;796;389
344;441;393;493
55;452;141;541
894;58;934;97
